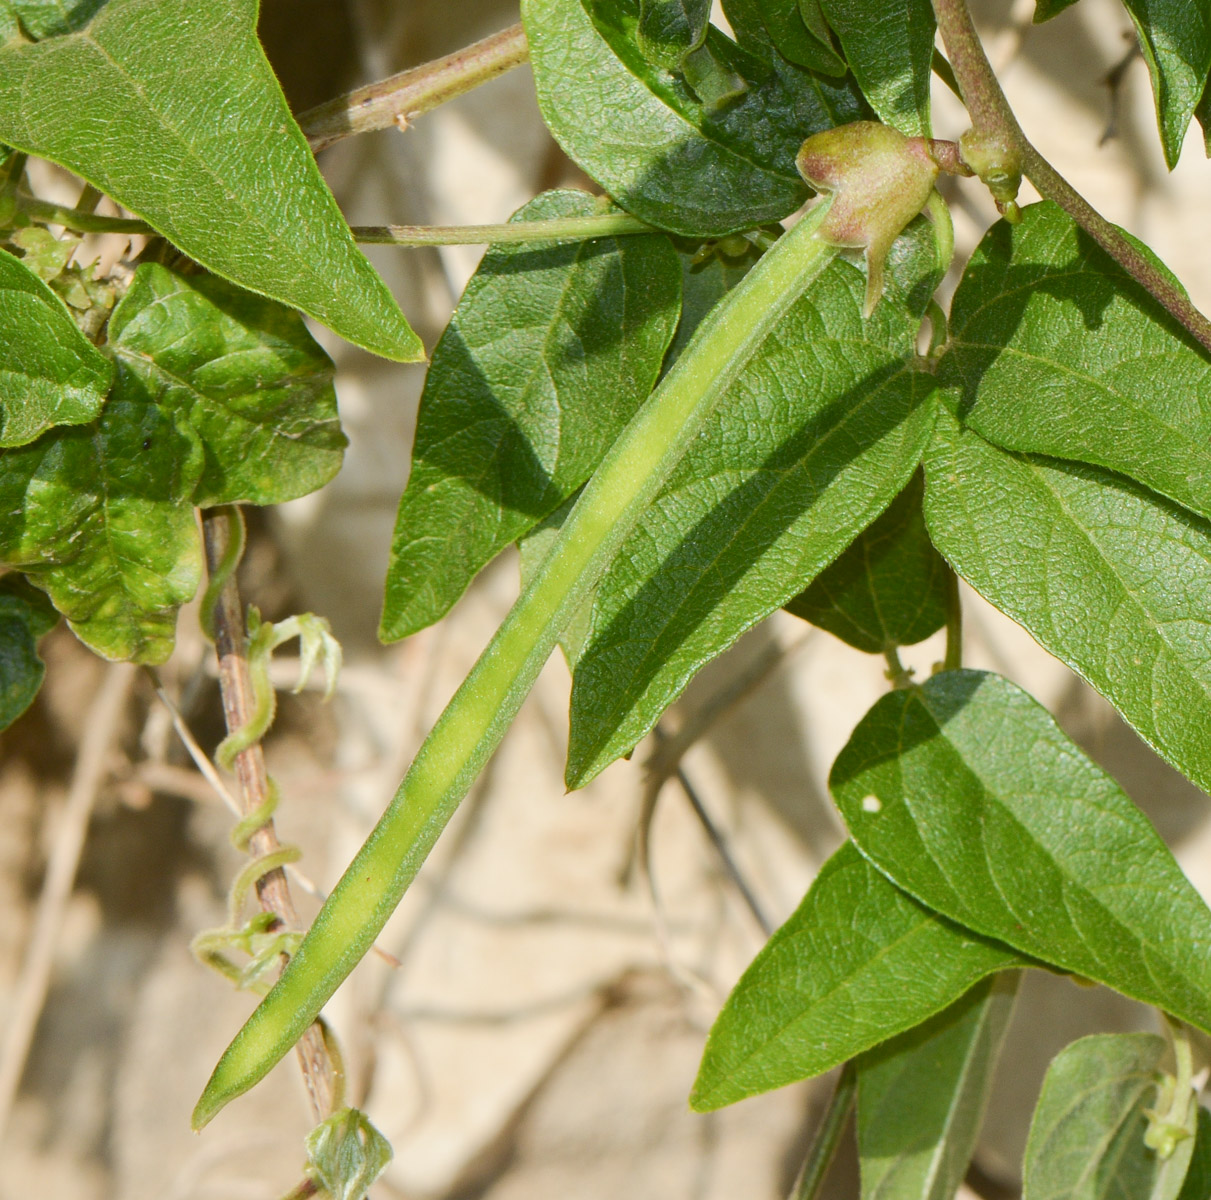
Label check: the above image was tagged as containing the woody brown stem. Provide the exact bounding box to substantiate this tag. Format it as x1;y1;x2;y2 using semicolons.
200;508;335;1124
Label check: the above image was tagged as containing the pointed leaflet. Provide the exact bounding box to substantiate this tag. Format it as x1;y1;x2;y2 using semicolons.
818;0;934;136
1031;0;1079;20
523;0;866;234
832;670;1211;1033
923;410;1211;795
785;470;949;653
0;390;203;662
939;203;1211;522
1023;1034;1196;1200
107;263;344;507
0;0;420;361
759;0;846;77
380;191;680;642
566;220;942;787
690;842;1028;1112
856;974;1019;1200
0;247;112;447
0;574;56;731
1119;0;1211;168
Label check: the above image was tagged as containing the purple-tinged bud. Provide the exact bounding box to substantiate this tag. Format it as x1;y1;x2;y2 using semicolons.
796;121;941;316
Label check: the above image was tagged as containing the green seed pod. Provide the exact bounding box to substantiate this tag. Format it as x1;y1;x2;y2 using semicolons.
796;121;941;316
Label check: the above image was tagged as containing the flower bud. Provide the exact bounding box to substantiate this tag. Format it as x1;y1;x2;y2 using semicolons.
796;121;941;316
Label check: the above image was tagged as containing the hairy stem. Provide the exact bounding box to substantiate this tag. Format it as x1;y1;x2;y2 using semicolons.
791;1062;857;1200
200;508;336;1125
930;0;1211;357
299;23;529;153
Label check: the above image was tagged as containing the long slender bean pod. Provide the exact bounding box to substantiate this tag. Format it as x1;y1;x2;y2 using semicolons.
193;189;889;1125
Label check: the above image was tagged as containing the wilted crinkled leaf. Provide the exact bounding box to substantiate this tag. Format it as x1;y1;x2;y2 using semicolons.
108;263;345;508
523;0;866;234
0;0;422;361
923;410;1211;796
0;247;112;447
818;0;934;135
0;390;203;662
785;470;949;653
566;220;942;787
690;842;1028;1112
940;203;1211;522
832;669;1211;1034
380;190;680;642
1119;0;1211;168
857;974;1019;1200
1023;1034;1196;1200
0;573;56;730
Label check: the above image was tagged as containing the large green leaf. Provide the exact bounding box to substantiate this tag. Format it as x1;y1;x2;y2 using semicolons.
380;191;680;642
856;973;1019;1200
107;263;345;508
523;0;866;235
0;573;56;730
566;222;941;787
818;0;934;135
0;247;112;447
690;842;1028;1112
785;470;948;653
0;0;421;362
831;670;1211;1033
1119;0;1211;168
1023;1034;1196;1200
939;203;1211;522
0;389;202;662
923;410;1211;796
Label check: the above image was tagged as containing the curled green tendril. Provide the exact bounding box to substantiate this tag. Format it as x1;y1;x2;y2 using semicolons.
200;505;246;642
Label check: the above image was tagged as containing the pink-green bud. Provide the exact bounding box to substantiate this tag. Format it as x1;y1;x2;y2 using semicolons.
957;127;1022;221
796;121;940;316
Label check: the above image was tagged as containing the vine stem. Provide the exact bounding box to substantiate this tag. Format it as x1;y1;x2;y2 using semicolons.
298;23;529;153
930;0;1211;357
790;1061;857;1200
200;508;336;1126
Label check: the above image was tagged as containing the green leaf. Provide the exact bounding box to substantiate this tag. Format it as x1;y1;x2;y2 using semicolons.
380;191;681;642
856;973;1019;1200
923;409;1211;796
0;247;112;447
831;669;1211;1034
0;573;56;730
1196;76;1211;157
818;0;934;136
0;0;421;362
566;220;942;787
523;0;866;235
107;263;345;508
1177;1109;1211;1200
0;3;20;43
0;389;203;662
939;202;1211;522
785;470;949;653
1032;0;1080;21
759;0;847;77
304;1108;393;1200
1023;1034;1196;1200
12;0;106;38
636;0;709;68
690;842;1028;1112
1119;0;1211;168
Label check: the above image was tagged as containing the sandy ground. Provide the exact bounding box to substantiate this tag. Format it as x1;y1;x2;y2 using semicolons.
2;0;1210;1197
